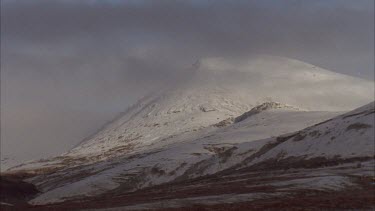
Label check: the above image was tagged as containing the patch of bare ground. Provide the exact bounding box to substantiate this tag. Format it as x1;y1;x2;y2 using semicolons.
156;188;375;211
3;165;63;180
346;123;372;131
213;117;234;128
0;174;39;209
238;156;374;172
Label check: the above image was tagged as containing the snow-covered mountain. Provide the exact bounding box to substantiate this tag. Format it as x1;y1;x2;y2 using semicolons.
69;55;373;159
14;56;372;164
3;56;374;208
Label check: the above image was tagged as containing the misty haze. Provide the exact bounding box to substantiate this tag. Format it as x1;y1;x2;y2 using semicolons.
1;0;374;210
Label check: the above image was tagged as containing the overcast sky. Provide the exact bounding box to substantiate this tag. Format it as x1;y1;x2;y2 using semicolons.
1;0;374;166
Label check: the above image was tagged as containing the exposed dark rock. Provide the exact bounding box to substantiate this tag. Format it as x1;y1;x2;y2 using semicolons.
0;174;39;205
346;123;372;131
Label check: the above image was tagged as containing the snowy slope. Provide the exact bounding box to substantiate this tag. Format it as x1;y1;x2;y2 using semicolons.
28;102;374;205
230;101;374;169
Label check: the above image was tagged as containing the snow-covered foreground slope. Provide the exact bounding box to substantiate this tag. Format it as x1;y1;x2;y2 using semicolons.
25;106;340;204
27;102;374;205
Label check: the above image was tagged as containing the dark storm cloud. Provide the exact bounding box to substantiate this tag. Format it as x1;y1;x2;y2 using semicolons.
1;0;374;165
3;0;374;74
2;0;374;82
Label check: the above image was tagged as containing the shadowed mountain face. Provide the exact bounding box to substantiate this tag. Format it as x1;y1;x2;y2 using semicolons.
2;56;374;209
0;174;39;208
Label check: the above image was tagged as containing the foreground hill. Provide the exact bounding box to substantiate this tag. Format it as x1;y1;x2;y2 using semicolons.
2;101;373;210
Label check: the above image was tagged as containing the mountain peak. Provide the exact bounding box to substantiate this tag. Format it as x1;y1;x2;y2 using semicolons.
180;55;373;111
